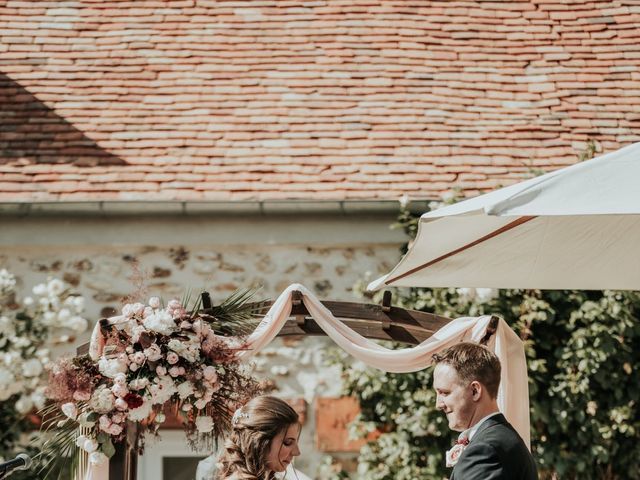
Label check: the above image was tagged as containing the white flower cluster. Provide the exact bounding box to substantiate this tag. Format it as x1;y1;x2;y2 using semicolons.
30;278;88;334
0;269;17;297
455;287;499;304
0;270;89;414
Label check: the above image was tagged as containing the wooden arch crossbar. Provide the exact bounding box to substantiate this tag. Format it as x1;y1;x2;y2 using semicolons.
78;291;499;480
200;289;462;346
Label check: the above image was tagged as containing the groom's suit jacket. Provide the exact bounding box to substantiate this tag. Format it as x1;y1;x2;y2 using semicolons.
450;414;538;480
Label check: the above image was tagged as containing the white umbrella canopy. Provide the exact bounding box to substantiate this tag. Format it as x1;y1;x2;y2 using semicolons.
369;142;640;291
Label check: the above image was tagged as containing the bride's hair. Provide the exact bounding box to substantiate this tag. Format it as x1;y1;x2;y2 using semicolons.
216;395;299;480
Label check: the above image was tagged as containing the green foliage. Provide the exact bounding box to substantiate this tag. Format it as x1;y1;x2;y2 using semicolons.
333;209;640;480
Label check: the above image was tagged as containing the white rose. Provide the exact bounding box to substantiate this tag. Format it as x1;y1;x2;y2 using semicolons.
148;377;176;405
195;416;214;433
89;385;116;413
88;452;108;466
78;412;96;428
114;373;127;386
128;398;153;422
75;434;88;448
143;344;162;362
98;356;128;379
132;303;145;316
148;297;161;309
83;438;99;453
61;402;78;420
177;381;194;400
129;378;150;390
167;339;185;353
122;304;134;318
143;310;176;336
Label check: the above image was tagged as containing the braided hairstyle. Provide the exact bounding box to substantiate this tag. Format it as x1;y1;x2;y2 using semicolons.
216;396;299;480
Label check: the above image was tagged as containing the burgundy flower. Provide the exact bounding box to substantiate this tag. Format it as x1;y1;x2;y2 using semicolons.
124;393;144;409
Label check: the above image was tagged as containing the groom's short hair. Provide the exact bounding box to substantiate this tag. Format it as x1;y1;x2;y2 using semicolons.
432;342;501;398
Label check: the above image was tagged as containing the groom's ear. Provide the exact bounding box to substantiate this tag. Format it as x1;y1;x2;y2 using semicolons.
470;381;482;401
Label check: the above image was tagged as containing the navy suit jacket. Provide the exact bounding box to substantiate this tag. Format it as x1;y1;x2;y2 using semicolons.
450;414;538;480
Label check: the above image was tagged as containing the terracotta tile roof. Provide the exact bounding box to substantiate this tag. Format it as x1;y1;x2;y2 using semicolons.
2;0;640;202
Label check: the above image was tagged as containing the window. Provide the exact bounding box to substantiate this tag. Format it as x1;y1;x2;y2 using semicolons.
137;430;210;480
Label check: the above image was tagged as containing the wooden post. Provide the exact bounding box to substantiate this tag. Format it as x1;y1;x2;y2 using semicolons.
108;422;138;480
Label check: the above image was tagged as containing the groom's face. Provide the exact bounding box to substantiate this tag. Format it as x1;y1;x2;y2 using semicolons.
433;363;476;432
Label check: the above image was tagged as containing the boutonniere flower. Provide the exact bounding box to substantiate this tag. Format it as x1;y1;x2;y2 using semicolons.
446;437;470;467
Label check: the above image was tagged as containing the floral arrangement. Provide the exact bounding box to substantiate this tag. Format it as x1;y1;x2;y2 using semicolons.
40;289;264;475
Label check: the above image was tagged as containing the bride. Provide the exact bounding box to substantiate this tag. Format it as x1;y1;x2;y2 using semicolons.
197;395;310;480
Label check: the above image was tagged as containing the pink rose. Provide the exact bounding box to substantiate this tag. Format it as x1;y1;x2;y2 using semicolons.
166;352;179;365
167;299;181;310
99;415;112;433
203;366;218;383
108;423;123;436
446;439;469;468
132;352;146;365
73;390;91;401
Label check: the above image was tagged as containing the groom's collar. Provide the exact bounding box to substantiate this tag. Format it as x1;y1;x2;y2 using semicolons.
460;411;503;442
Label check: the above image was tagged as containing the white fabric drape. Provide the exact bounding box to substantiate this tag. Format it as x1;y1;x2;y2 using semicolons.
85;283;531;479
239;284;530;447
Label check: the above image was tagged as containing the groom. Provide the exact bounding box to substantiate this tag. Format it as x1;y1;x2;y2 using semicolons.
432;342;538;479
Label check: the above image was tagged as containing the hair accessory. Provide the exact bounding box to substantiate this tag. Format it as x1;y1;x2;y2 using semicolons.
232;407;249;425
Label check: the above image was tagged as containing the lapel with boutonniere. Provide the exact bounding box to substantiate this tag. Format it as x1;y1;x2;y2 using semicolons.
446;435;469;468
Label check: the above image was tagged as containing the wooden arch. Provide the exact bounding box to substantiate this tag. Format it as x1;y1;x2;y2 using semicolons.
78;291;499;480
